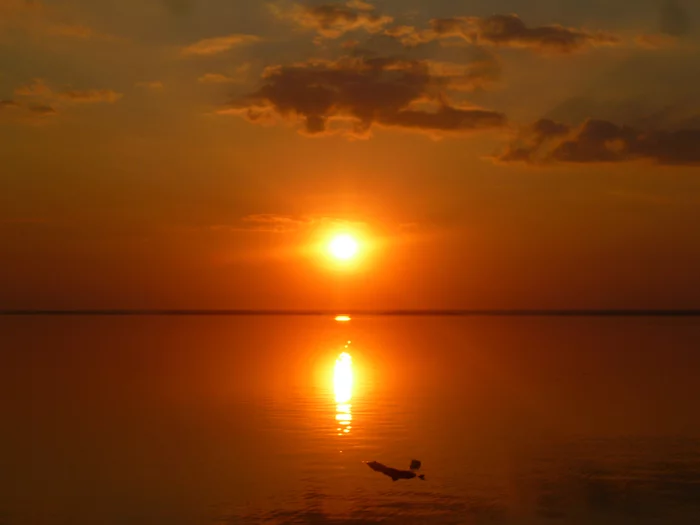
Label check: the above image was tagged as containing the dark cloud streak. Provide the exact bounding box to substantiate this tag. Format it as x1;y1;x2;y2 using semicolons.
387;14;620;54
497;118;700;166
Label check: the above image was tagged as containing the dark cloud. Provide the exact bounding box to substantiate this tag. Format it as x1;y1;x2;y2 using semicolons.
498;118;570;162
272;1;393;39
386;14;620;54
659;0;691;37
0;99;20;108
220;55;506;138
497;118;700;166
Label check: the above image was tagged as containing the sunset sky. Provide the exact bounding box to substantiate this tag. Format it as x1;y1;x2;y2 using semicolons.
2;0;699;309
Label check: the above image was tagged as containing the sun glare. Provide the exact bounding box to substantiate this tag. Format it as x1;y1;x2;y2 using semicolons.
328;234;358;261
334;352;353;404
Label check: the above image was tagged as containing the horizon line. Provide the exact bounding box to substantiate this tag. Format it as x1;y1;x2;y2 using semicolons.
1;309;700;317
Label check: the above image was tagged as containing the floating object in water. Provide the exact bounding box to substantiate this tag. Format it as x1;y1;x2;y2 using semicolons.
409;459;421;471
364;460;426;482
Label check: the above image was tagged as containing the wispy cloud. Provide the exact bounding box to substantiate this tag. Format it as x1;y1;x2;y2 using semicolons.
495;118;700;166
7;79;124;122
198;73;237;84
181;34;260;56
239;214;314;233
135;81;164;90
15;79;123;104
27;104;57;115
271;1;393;40
45;23;118;40
56;89;123;103
0;1;117;41
634;33;680;49
219;214;370;234
198;64;251;84
386;14;621;53
14;78;52;97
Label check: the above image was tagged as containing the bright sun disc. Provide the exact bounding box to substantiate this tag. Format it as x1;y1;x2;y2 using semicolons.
329;234;358;261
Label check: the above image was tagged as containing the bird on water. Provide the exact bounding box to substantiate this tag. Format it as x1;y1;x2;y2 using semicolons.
365;459;425;481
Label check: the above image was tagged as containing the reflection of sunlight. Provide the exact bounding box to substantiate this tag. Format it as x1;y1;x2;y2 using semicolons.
334;352;353;436
334;352;353;404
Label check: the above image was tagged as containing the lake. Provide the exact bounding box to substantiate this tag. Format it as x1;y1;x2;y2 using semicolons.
1;316;699;524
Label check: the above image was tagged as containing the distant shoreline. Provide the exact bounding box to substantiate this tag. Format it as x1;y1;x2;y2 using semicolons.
1;309;699;317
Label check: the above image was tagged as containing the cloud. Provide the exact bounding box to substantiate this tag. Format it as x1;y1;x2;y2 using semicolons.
198;65;251;84
0;97;57;122
386;14;620;54
219;55;506;138
271;0;393;39
14;78;52;97
1;93;56;120
181;34;260;56
228;214;371;234
10;79;123;121
56;89;123;103
135;81;164;90
634;33;680;49
238;214;313;233
496;118;700;166
0;2;115;41
198;73;236;84
15;79;123;104
27;104;57;115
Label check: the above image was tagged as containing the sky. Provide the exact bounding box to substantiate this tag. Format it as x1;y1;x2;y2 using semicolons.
1;0;699;309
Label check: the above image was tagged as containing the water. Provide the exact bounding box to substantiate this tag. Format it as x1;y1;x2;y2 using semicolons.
1;316;699;524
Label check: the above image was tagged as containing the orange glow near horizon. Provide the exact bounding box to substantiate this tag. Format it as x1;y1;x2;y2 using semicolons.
335;315;351;322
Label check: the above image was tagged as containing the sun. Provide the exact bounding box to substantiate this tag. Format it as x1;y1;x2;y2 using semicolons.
328;234;359;261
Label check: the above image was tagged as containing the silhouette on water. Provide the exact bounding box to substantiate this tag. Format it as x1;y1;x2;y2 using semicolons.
365;459;425;482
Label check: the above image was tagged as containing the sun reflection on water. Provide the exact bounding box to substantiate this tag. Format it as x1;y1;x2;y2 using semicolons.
334;351;353;436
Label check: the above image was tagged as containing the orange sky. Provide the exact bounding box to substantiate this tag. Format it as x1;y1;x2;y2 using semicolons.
2;0;700;309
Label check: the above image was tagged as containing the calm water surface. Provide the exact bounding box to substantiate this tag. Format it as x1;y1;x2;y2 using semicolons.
1;316;699;524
